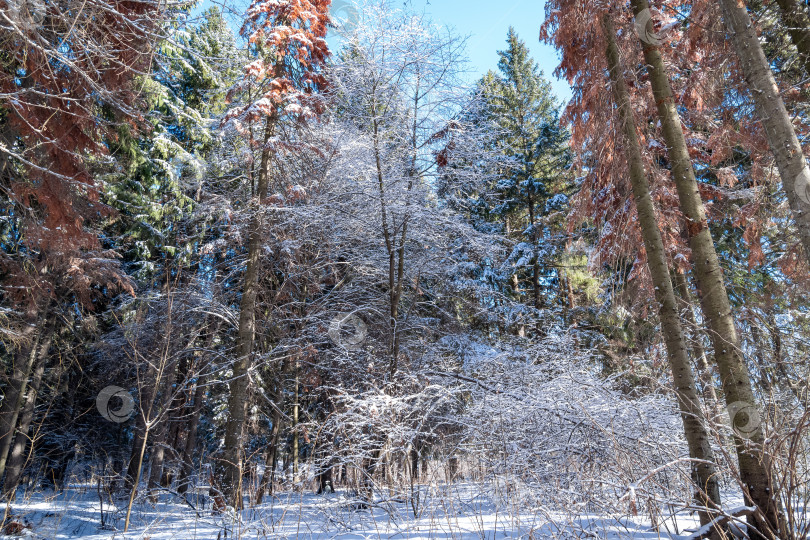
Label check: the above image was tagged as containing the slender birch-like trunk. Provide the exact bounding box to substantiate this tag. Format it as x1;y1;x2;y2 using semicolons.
630;0;781;534
718;0;810;262
602;14;721;523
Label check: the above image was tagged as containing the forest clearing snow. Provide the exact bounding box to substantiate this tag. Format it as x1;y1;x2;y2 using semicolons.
0;482;712;539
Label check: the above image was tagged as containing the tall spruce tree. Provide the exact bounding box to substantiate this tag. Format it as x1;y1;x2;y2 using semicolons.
478;29;571;314
105;6;239;281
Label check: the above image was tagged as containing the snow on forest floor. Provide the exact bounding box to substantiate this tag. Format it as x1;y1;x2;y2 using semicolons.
0;482;710;539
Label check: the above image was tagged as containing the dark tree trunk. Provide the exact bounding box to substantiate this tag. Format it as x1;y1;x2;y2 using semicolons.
177;323;217;495
448;456;459;482
361;448;382;505
124;363;157;492
316;464;333;495
147;357;180;501
254;401;282;505
410;444;419;483
177;372;207;496
1;328;52;499
39;365;77;492
163;355;193;486
0;315;42;484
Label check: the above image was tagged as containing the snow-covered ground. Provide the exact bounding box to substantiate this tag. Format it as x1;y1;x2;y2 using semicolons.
0;482;711;539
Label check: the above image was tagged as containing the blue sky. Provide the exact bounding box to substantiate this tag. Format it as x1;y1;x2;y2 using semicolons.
411;0;572;103
194;0;572;103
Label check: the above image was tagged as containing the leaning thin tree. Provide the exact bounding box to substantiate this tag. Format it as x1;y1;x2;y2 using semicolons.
718;0;810;264
627;0;780;534
600;13;721;524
